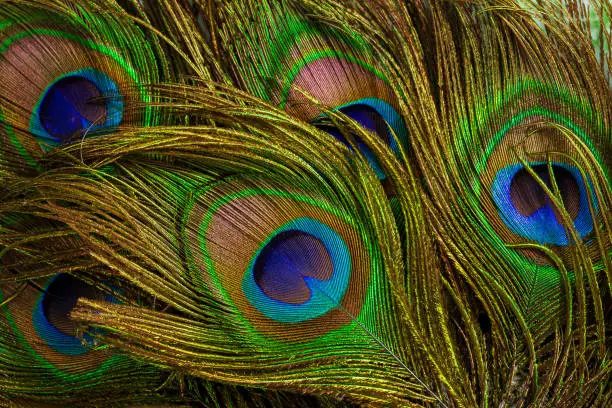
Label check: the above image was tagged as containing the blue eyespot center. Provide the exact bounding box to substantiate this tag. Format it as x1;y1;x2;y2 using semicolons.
243;217;351;323
315;104;389;179
31;68;123;146
327;104;392;145
39;76;107;142
312;98;408;180
509;165;579;219
253;230;333;305
33;273;118;356
492;162;597;246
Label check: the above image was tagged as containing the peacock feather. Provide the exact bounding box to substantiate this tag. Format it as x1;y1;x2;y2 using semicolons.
0;0;164;175
0;212;181;406
212;0;410;182
4;82;438;405
0;1;178;406
0;0;610;407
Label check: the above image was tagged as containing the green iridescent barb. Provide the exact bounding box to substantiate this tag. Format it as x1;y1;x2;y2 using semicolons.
0;0;610;407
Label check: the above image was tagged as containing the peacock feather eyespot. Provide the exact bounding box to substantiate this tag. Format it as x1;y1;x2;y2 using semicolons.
185;181;375;343
1;1;610;406
30;68;123;147
458;79;611;267
32;273;118;356
491;161;598;246
0;273;122;375
221;10;409;169
312;98;406;180
0;3;162;168
243;218;351;323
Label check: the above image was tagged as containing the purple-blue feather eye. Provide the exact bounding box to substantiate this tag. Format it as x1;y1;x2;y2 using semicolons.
31;69;123;146
252;230;333;305
33;274;118;356
313;98;407;180
491;162;597;246
38;76;106;142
